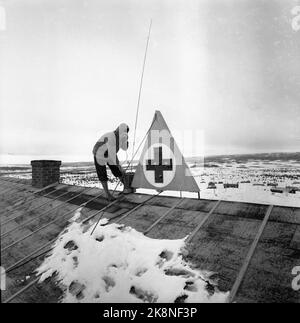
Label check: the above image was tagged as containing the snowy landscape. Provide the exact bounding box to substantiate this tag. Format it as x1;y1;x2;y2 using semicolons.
2;152;300;208
1;152;299;303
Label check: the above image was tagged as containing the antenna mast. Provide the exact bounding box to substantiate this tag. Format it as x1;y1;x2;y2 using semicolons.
131;19;152;166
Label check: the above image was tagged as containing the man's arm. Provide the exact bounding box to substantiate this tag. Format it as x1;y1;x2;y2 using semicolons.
116;155;126;177
106;133;118;165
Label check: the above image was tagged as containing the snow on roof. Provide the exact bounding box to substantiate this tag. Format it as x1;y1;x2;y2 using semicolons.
36;213;228;303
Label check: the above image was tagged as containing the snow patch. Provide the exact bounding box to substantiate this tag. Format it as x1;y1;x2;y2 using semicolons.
36;216;228;303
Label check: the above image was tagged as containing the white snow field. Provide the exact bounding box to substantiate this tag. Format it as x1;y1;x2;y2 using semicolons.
36;211;229;303
63;158;300;207
2;155;300;207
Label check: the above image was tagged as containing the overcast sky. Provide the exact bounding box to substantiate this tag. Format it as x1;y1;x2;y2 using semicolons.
0;0;299;162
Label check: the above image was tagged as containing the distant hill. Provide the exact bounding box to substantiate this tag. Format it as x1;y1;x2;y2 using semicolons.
186;152;300;164
0;152;299;169
60;152;300;168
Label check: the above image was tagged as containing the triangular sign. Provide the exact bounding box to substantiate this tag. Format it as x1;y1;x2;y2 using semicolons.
131;110;199;192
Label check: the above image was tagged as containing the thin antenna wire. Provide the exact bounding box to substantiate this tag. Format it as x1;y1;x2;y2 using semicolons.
131;19;152;168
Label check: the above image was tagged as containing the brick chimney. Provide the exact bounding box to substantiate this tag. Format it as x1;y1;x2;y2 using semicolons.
31;160;61;188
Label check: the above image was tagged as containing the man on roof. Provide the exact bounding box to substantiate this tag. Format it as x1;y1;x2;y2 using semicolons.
93;123;130;201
